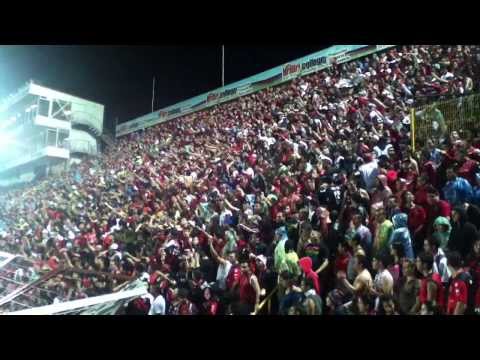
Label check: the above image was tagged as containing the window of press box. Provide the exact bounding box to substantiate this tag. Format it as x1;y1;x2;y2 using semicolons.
51;100;71;121
38;97;50;117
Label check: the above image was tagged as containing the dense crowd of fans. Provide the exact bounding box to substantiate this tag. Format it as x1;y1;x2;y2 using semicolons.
2;45;480;315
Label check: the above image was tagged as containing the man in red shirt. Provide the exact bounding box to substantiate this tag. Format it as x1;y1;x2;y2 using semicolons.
446;251;472;315
415;252;445;314
335;240;351;275
238;260;261;314
425;186;452;236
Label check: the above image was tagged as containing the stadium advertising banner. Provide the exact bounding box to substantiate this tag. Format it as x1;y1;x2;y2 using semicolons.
116;45;396;137
249;73;283;91
206;87;238;104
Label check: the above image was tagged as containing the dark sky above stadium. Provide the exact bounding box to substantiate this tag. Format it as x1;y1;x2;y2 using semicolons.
0;45;328;133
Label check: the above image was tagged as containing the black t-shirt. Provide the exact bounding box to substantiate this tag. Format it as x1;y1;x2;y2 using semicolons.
466;204;480;231
450;221;478;258
325;225;342;259
317;187;338;211
259;215;274;244
258;269;277;295
285;218;300;250
303;241;330;271
252;174;266;193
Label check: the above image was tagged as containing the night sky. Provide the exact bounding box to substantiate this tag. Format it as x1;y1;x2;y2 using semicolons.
0;45;328;133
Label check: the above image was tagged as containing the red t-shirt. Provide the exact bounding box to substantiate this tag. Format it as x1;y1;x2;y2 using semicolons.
335;253;351;274
247;153;257;167
407;205;427;234
414;186;429;208
47;257;59;271
203;300;219;316
447;273;469;315
239;274;257;306
458;159;478;185
226;266;241;290
419;273;445;311
426;200;452;234
421;161;438;188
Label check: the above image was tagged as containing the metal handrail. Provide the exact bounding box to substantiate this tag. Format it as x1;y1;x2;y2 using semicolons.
254;285;278;315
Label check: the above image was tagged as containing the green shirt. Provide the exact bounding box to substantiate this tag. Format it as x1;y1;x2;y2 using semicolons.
285;252;301;277
375;220;393;255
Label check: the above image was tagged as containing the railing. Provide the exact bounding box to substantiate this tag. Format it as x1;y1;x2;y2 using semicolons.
254;285;278;315
411;92;480;153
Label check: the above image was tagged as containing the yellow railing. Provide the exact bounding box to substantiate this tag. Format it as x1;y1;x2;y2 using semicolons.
411;92;480;153
254;285;278;315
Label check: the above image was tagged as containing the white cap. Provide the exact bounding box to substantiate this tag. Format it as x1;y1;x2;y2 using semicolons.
256;255;267;267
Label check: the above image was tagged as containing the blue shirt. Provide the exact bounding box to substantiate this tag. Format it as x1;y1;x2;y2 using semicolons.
389;227;415;260
429;148;443;166
443;176;473;206
472;186;480;206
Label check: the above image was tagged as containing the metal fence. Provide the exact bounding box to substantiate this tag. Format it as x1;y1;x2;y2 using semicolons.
411;92;480;152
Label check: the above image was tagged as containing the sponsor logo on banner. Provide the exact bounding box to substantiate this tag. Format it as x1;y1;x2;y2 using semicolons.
328;52;351;65
221;88;237;99
283;63;301;80
207;88;238;104
207;93;220;103
301;56;328;73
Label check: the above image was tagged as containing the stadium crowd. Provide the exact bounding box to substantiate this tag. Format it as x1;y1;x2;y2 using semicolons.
2;45;480;315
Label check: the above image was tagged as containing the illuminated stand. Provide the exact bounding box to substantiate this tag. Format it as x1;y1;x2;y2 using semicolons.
0;80;106;187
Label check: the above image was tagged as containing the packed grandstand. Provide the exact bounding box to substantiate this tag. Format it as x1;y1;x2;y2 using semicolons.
1;45;480;315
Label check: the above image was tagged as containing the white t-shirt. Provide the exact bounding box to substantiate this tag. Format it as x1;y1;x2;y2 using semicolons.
359;160;379;191
148;294;166;315
373;144;393;159
374;269;394;311
216;260;232;290
374;269;393;293
243;167;255;178
219;209;233;227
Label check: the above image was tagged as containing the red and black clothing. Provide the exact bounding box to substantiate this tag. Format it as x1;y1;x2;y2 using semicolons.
419;272;445;313
239;273;257;312
447;270;471;315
